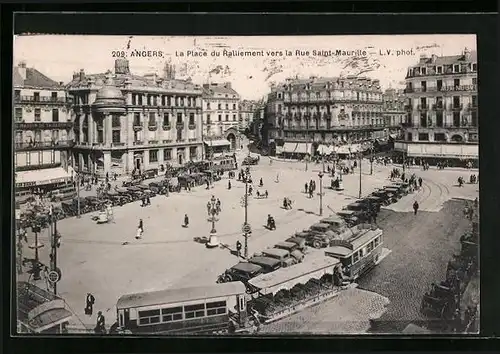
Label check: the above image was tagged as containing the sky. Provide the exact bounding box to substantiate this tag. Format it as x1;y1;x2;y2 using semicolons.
14;34;476;101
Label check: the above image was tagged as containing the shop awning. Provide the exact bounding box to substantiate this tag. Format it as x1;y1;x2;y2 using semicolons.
317;144;334;155
248;254;340;295
204;140;231;147
15;167;72;188
283;142;311;154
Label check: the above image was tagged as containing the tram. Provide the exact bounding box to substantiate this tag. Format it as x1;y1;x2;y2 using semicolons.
324;227;383;281
112;282;256;335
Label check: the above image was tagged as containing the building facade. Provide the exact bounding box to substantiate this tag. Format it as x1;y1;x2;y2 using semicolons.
202;82;241;153
397;48;478;161
264;76;385;155
13;62;74;192
239;100;259;131
382;88;406;138
67;60;204;176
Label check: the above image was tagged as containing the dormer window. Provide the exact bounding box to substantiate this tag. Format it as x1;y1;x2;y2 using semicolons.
453;64;460;73
414;67;420;75
472;63;477;72
421;67;427;75
436;66;443;74
277;93;282;99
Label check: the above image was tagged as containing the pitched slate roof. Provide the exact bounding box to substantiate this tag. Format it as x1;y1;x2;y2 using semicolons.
202;84;239;97
418;51;477;66
13;66;63;89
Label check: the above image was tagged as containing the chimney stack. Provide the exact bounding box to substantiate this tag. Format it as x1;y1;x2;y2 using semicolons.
18;61;27;80
79;69;85;81
224;82;232;89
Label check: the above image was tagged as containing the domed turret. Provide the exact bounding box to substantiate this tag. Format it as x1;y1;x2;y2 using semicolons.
92;71;126;114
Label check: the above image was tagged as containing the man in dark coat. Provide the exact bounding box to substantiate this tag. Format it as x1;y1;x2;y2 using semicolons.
95;311;106;334
85;293;96;316
413;201;419;215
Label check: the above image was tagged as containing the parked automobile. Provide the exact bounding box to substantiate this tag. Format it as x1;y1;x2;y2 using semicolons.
320;215;348;232
284;237;307;252
217;262;263;284
142;168;159;180
271;243;306;262
242;156;260;165
336;210;361;226
258;248;302;266
248;256;282;273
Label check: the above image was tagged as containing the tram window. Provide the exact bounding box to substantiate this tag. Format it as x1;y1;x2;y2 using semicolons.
185;304;205;311
353;251;360;263
139;318;150;325
359;249;365;258
162;306;182;315
139;309;160;317
207;301;226;309
162;314;173;322
173;313;182;321
195;310;205;318
150;316;160;324
185;312;195;319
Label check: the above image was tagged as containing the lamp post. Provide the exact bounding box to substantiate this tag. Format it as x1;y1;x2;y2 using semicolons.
243;180;250;259
76;171;81;218
358;152;362;199
370;140;374;175
29;224;43;281
49;205;60;296
318;171;324;216
208;195;219;234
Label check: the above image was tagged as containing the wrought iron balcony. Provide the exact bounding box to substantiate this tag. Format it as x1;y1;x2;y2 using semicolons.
148;140;159;145
432;103;445;110
176;122;184;129
14;96;72;104
133;140;144;146
111;142;126;147
148;123;158;131
188;124;196;130
15;140;74;150
133;123;143;131
162;124;171;130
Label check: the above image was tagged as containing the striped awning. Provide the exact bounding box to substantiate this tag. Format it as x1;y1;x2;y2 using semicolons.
317;145;334;155
15;167;72;188
283;143;311;154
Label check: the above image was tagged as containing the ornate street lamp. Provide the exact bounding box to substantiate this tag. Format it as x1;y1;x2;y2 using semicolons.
28;224;44;281
318;171;324;216
208;195;219;234
358;152;363;199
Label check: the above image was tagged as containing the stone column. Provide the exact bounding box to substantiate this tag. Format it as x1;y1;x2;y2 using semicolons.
158;148;164;164
143;149;150;169
106;113;112;146
103;151;111;174
79;116;84;142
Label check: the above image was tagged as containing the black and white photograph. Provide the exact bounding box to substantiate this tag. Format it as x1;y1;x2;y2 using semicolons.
13;34;479;335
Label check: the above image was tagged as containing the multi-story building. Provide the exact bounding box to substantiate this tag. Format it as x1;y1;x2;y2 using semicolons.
382;88;406;138
239;100;259;131
67;60;204;176
397;48;478;163
264;75;384;156
13;61;74;194
202;82;241;155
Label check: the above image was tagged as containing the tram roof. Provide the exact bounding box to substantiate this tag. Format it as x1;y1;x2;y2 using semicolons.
325;229;382;257
248;254;339;294
117;282;246;310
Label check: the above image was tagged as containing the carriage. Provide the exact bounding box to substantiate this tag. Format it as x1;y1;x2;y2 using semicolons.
420;282;458;321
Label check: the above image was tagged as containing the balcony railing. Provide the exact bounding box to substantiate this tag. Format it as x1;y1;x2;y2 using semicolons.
133;123;143;131
148;123;158;131
188;124;196;130
450;104;464;110
400;122;478;129
176;122;184;129
417;105;429;110
162;139;173;144
432;103;445;110
14;96;72;104
15;162;62;172
15;121;73;130
162;124;171;130
133;141;143;145
404;84;477;93
189;138;198;142
111;142;126;147
15;140;74;150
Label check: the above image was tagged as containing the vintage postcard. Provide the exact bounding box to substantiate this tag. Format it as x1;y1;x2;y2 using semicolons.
13;34;479;335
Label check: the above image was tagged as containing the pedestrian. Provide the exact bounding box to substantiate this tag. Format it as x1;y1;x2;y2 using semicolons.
474;197;479;209
184;214;189;227
85;292;96;316
136;219;144;239
305;183;308;193
228;180;231;190
95;311;106;334
418;177;423;188
413;201;419;215
265;190;268;198
259;177;263;187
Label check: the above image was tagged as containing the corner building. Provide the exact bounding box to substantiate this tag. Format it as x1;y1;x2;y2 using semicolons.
264;76;385;155
13;62;74;194
67;60;204;176
397;48;478;163
201;82;241;155
382;88;406;138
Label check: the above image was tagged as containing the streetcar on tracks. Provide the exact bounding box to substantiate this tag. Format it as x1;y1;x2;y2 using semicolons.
112;282;257;335
324;227;383;281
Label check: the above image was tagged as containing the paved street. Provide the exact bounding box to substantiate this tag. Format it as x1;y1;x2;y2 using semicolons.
19;151;479;332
